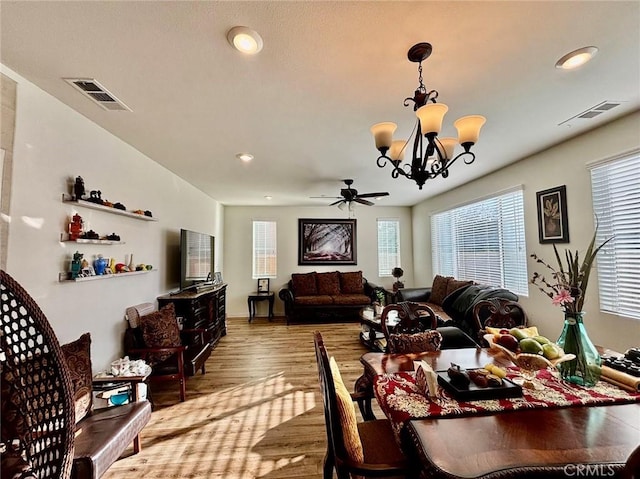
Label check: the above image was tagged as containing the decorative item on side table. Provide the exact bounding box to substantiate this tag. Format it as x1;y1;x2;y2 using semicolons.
530;223;613;387
391;267;404;291
257;278;270;293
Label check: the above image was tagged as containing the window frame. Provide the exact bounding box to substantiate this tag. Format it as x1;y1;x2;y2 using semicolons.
430;187;528;296
377;218;401;277
589;149;640;320
252;220;277;279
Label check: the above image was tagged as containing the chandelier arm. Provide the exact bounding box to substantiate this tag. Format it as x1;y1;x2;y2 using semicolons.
376;155;391;168
444;151;476;173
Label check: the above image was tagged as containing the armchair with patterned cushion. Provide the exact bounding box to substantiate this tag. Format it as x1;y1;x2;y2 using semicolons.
124;302;212;403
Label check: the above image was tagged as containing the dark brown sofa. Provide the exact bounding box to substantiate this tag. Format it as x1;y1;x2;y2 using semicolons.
279;271;376;324
397;274;522;339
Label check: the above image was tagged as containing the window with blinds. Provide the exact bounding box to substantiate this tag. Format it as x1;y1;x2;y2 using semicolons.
590;151;640;320
252;220;277;278
377;219;401;276
431;188;528;296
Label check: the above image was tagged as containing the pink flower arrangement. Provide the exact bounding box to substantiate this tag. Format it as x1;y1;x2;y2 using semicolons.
530;226;612;314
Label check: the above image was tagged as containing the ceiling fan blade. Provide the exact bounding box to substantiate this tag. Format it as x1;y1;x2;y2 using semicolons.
357;192;389;198
310;196;342;199
354;198;374;206
329;199;345;206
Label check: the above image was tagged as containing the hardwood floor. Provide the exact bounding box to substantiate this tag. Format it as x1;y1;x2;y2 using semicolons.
103;316;375;479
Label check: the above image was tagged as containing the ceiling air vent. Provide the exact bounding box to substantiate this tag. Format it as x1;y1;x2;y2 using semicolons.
64;78;131;111
558;101;623;126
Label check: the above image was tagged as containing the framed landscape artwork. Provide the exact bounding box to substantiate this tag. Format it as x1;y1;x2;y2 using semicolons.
536;185;569;243
298;218;357;265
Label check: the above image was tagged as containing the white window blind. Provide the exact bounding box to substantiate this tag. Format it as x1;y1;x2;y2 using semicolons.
252;221;277;278
377;219;401;276
590;152;640;319
431;189;528;296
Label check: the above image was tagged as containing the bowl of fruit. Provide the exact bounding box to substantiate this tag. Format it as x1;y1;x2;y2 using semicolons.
484;326;575;369
484;327;575;389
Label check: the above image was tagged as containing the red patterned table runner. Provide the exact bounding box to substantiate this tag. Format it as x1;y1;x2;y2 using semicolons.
374;368;640;436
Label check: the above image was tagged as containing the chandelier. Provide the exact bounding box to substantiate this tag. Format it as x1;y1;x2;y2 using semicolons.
371;42;486;189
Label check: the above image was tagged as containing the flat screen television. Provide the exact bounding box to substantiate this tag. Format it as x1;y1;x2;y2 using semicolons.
180;229;215;291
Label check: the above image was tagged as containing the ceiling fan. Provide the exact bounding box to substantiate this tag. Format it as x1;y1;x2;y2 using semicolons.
312;179;389;208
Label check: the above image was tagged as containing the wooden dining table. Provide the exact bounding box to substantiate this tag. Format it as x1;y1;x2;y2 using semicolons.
360;348;640;479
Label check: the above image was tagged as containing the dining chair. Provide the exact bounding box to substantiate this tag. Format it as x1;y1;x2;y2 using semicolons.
622;444;640;479
1;270;75;479
313;331;414;479
381;302;442;354
472;298;528;346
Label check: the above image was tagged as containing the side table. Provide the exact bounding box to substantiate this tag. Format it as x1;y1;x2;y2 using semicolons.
92;369;151;453
247;291;274;322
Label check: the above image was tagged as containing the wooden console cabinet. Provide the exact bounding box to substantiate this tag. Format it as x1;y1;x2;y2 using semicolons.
157;284;227;349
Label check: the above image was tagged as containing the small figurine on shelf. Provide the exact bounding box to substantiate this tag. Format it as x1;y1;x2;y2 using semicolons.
73;176;85;201
83;229;99;240
87;190;103;205
71;251;83;279
94;255;109;275
105;233;120;241
69;213;83;240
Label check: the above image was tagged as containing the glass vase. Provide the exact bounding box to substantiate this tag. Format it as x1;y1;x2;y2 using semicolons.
556;312;601;387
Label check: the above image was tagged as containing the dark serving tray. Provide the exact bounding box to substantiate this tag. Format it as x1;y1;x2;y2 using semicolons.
436;370;523;401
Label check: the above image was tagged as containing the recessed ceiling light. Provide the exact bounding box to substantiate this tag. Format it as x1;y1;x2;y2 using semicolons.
227;26;263;55
264;195;273;200
236;153;254;162
555;46;598;70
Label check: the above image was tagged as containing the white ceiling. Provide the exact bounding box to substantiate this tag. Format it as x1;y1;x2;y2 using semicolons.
1;1;639;207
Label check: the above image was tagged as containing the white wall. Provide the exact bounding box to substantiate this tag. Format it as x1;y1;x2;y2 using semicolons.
2;65;224;371
223;206;413;318
412;111;640;352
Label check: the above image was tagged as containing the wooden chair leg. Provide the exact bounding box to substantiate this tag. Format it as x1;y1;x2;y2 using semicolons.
323;448;334;479
179;378;186;402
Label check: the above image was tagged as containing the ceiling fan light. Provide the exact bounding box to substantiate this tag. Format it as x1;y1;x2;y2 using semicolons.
454;115;486;146
389;140;407;162
556;46;598;70
438;137;457;160
370;122;397;150
416;103;448;136
338;202;347;210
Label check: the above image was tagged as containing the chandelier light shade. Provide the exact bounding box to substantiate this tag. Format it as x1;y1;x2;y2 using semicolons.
371;42;486;189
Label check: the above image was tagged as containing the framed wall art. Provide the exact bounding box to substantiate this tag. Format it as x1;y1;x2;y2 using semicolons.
298;218;357;265
536;185;569;243
257;278;270;293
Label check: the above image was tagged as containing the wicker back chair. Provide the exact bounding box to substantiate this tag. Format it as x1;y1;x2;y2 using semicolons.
1;270;75;479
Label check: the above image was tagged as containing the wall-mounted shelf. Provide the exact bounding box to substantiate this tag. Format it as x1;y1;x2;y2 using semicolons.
59;269;156;283
62;195;158;222
59;234;125;245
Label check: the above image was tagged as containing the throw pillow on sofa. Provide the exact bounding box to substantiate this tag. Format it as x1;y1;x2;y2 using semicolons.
317;271;341;295
446;279;473;297
429;275;453;305
292;272;318;296
61;332;93;423
339;271;364;294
